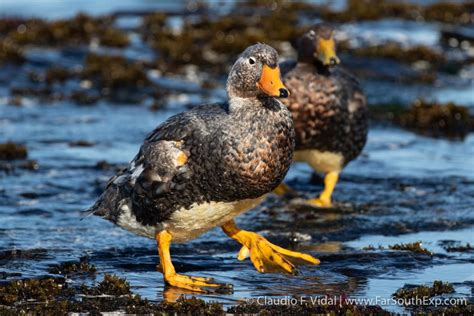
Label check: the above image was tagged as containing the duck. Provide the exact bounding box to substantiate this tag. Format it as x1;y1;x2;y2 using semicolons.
87;43;319;292
275;24;368;207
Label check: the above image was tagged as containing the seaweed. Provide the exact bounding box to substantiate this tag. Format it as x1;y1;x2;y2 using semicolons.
0;248;48;260
142;0;466;77
3;14;129;48
423;2;474;24
98;28;129;47
69;140;96;147
48;257;97;276
368;102;407;123
0;274;225;315
160;296;224;316
444;243;473;253
228;300;389;315
141;12;168;38
369;100;473;140
149;100;164;111
362;241;433;256
0;159;39;173
346;43;444;65
81;273;131;296
82;53;149;91
70;90;100;105
45;67;72;85
0;277;70;305
441;27;474;48
0;142;28;160
320;0;418;22
398;100;473;140
0;18;32;36
388;241;433;256
321;0;473;24
0;39;24;65
393;280;454;300
95;160;113;170
7;96;23;107
11;86;53;98
145;2;306;73
362;245;379;251
0;273;390;315
435;302;473;315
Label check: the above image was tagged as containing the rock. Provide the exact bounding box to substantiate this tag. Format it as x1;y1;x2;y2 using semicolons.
0;142;28;160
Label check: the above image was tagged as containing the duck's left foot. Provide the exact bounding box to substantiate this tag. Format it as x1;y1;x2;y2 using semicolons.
222;221;320;274
273;183;298;197
305;198;332;208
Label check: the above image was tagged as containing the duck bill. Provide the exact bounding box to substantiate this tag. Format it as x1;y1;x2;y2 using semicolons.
316;37;340;66
256;65;289;98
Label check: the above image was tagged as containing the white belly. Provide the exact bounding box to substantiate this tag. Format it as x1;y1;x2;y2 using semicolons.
116;202;162;239
115;196;267;243
165;195;267;242
294;149;343;174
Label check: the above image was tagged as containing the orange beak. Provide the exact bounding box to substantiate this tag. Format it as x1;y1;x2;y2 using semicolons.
316;37;340;66
256;65;289;98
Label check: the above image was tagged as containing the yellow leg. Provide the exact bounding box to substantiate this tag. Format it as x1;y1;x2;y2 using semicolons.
273;183;297;196
221;220;319;274
306;171;339;207
155;230;231;293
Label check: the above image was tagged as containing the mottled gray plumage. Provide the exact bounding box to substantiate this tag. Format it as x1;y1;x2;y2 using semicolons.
282;25;368;167
226;43;279;99
88;44;294;229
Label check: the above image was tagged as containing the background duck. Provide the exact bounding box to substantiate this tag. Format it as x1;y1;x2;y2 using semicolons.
277;23;369;208
87;43;319;292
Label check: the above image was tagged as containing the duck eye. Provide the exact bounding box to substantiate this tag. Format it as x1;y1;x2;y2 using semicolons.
249;57;256;65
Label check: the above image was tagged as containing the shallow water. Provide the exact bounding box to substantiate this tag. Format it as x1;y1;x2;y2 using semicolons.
2;103;473;311
0;0;188;19
339;19;441;47
1;1;473;313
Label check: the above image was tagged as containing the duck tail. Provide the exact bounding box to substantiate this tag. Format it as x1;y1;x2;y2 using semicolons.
81;184;127;223
82;200;108;220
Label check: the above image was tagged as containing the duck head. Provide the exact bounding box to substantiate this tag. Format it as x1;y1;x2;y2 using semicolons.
227;43;289;99
298;24;340;67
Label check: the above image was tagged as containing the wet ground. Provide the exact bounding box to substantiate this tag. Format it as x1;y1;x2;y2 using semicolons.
1;0;473;314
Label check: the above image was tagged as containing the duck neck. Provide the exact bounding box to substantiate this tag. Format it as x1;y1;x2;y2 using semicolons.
228;95;281;114
228;95;260;113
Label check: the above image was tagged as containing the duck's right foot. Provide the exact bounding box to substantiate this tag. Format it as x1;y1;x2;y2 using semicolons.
156;230;232;293
222;221;320;274
163;272;232;293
